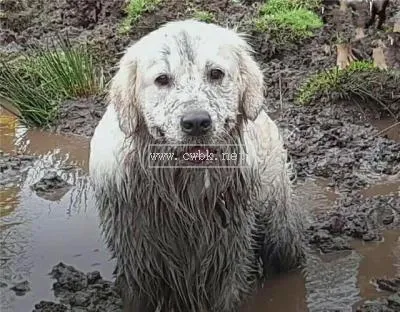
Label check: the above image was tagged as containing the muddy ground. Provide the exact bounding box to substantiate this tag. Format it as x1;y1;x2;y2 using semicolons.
1;0;400;311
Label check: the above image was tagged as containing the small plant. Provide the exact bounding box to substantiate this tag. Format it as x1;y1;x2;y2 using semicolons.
260;0;322;14
192;10;215;23
0;36;104;126
119;0;161;34
254;0;323;44
297;61;400;117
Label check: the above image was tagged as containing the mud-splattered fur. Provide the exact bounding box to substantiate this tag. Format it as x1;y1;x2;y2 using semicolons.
89;20;306;312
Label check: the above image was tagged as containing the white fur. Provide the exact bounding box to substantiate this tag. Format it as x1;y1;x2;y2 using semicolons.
89;20;305;312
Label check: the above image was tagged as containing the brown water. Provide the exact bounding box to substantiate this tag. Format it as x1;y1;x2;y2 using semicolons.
370;118;400;143
0;109;115;312
0;109;399;312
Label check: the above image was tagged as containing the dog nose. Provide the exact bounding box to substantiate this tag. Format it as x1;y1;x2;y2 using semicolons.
180;110;212;136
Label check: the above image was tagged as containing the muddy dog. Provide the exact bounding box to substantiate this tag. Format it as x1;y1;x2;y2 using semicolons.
89;20;306;312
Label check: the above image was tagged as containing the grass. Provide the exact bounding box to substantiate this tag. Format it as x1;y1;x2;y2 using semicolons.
192;10;215;23
254;0;323;44
260;0;322;13
297;61;400;116
0;36;104;127
119;0;162;34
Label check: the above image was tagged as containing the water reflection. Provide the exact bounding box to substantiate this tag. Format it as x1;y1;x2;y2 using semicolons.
305;251;362;312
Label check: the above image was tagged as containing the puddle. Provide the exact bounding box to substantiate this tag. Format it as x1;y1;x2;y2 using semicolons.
0;107;399;312
352;230;400;305
294;178;339;213
242;270;308;312
242;230;400;312
0;108;115;312
370;118;400;142
361;178;400;198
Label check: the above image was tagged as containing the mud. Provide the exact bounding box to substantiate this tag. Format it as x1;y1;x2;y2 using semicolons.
357;277;400;312
31;171;72;201
277;104;400;191
50;95;107;138
0;151;36;186
308;193;400;253
10;280;30;296
1;0;400;311
2;0;399;137
32;263;122;312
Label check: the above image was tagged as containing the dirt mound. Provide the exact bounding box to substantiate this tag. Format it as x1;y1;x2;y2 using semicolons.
50;95;107;137
357;277;400;312
32;263;122;312
277;103;400;190
0;0;259;72
308;193;400;252
0;151;36;186
0;0;130;79
31;171;72;201
0;0;125;45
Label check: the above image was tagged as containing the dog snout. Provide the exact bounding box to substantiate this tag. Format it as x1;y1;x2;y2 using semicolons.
180;110;212;136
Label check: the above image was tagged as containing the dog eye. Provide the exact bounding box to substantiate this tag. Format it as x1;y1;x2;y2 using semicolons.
155;74;171;86
209;69;224;81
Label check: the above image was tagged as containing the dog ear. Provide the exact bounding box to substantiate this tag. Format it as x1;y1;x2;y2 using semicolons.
109;47;140;136
238;46;265;121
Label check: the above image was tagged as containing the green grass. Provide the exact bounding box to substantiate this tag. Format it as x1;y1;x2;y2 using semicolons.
119;0;161;34
297;61;400;116
0;36;104;127
260;0;322;13
254;0;323;44
192;10;215;23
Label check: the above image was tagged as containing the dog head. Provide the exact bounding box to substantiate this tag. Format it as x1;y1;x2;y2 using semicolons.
110;20;264;144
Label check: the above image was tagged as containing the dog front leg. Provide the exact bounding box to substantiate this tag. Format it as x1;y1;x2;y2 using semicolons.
258;173;307;277
116;275;155;312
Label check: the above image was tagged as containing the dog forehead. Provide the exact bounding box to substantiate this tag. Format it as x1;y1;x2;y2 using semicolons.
157;20;242;45
137;20;244;70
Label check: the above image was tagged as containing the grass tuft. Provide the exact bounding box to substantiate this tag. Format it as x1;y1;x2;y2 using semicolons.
297;61;400;116
254;0;323;44
119;0;162;34
0;36;104;127
192;10;215;23
260;0;322;13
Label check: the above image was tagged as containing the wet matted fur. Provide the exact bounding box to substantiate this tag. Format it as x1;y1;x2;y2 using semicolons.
89;20;306;312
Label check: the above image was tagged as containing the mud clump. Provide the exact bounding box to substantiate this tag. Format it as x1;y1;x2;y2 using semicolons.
0;151;36;186
0;0;125;47
32;263;122;312
307;227;352;253
10;280;30;296
307;193;400;252
31;171;72;201
356;277;400;312
33;301;68;312
277;104;400;191
0;0;259;72
51;95;107;137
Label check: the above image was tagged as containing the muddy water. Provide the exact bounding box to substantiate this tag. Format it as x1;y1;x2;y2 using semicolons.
370;118;400;143
0;108;399;312
243;231;400;312
0;109;115;312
